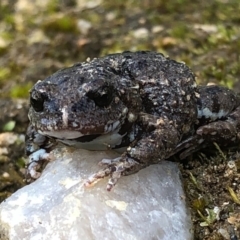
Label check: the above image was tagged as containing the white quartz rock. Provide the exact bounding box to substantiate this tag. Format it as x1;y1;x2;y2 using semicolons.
0;148;193;240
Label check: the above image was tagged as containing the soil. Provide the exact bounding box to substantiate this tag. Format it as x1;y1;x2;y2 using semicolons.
0;0;240;239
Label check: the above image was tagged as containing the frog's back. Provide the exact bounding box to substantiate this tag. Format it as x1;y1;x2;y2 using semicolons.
106;51;198;135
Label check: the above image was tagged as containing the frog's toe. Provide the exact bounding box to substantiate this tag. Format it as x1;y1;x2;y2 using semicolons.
26;149;51;181
85;156;138;190
85;167;112;187
179;142;207;159
26;161;42;181
173;135;205;159
99;157;122;166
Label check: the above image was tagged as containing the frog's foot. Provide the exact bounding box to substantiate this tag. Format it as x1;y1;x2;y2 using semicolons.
85;156;138;191
26;149;51;182
174;118;240;159
174;135;206;159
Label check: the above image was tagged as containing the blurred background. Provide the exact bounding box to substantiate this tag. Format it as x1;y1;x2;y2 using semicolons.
0;1;240;239
1;0;240;98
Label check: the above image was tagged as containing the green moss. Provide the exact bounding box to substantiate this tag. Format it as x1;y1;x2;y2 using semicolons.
0;31;14;41
4;13;15;26
192;197;207;212
0;68;11;82
10;82;33;98
46;0;59;13
170;24;189;39
15;157;26;169
207;25;236;47
42;15;78;33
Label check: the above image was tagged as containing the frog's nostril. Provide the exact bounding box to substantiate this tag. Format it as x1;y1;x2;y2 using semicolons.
30;91;45;112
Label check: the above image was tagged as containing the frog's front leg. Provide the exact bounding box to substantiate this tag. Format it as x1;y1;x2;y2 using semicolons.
174;106;240;159
25;124;55;181
85;115;180;191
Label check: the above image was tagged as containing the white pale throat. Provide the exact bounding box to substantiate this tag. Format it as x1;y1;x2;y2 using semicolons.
38;114;125;150
58;130;126;151
38;130;84;139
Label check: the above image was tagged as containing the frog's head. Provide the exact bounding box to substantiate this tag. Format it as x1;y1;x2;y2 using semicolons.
28;61;142;141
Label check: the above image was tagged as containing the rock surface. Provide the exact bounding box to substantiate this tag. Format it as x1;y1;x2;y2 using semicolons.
0;147;193;240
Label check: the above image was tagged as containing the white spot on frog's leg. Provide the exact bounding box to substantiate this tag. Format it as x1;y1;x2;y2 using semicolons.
47;125;54;131
217;109;229;119
195;92;200;98
199;107;214;119
114;97;120;104
127;146;131;151
72;122;78;128
197;107;228;121
192;82;197;88
122;107;128;116
128;113;137;122
131;84;139;89
128;147;138;156
210;131;217;135
61;105;68;127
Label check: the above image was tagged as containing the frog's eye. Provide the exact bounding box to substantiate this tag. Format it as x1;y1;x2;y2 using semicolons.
87;86;113;108
30;91;45;112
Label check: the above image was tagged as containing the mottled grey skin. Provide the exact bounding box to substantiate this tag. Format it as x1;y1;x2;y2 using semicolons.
174;85;240;159
25;51;240;190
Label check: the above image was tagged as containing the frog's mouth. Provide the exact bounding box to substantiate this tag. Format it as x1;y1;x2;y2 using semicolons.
37;128;106;141
38;129;86;139
37;119;122;140
38;128;125;151
59;131;126;150
37;119;131;151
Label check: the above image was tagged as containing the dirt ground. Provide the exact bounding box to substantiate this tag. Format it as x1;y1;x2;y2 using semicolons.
0;1;240;239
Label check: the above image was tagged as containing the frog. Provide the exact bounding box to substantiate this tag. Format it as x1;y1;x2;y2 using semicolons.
25;51;240;190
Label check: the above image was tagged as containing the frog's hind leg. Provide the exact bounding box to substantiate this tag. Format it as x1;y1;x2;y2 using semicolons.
171;135;206;159
196;85;240;123
173;85;240;158
174;106;240;159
